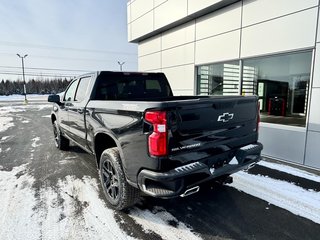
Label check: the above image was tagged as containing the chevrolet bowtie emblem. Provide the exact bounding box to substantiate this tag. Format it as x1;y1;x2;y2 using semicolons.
217;112;234;122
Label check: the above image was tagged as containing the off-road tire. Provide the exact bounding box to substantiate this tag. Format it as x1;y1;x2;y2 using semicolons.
99;147;140;210
53;121;69;150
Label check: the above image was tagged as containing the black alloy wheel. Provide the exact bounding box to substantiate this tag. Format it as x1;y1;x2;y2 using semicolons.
101;158;120;204
99;147;140;210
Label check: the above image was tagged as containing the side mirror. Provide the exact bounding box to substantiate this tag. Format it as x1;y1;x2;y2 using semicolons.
48;94;61;104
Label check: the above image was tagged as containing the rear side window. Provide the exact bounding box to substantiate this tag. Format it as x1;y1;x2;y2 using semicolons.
75;76;91;102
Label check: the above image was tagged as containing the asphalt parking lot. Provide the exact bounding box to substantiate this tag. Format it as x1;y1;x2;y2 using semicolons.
1;100;320;240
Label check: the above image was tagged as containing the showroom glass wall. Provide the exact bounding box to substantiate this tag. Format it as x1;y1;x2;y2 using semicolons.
196;50;313;127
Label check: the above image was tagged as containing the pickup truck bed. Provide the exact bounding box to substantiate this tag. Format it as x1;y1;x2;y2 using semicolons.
48;71;262;210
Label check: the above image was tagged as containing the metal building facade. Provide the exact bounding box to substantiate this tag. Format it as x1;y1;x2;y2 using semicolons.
127;0;320;169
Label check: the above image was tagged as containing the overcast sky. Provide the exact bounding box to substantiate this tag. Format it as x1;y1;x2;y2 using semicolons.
0;0;137;81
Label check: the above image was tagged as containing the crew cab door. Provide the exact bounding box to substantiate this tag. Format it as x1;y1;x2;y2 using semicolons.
59;78;80;134
67;76;92;149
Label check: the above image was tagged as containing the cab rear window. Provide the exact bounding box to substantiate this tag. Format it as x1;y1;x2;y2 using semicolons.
93;73;172;100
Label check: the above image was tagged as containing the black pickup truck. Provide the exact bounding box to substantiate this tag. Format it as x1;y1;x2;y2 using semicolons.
48;71;262;210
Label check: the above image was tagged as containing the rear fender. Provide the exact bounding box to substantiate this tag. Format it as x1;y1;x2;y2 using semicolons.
93;131;124;168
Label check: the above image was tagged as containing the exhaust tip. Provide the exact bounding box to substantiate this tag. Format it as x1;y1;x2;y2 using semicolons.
245;163;256;171
180;186;200;197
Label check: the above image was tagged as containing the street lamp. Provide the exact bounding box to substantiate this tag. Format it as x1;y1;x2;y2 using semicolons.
17;54;28;104
117;61;125;71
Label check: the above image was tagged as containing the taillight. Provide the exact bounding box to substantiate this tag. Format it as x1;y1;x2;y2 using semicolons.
145;111;167;156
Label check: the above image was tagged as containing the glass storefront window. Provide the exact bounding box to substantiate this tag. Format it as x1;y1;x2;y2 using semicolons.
196;51;312;127
243;51;312;127
197;61;240;96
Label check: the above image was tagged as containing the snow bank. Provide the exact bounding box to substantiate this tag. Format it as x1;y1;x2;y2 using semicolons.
0;94;49;101
230;171;320;224
258;160;320;182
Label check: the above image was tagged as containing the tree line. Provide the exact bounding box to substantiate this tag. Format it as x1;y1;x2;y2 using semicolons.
0;78;71;95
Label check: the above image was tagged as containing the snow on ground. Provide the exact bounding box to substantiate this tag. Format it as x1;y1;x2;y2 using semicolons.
0;162;203;240
0;164;40;240
0;164;134;240
0;116;14;132
0;104;52;133
129;206;201;240
230;171;320;224
0;136;11;152
58;160;71;165
37;105;52;111
1;136;10;141
31;137;42;148
59;157;78;165
258;160;320;182
36;176;135;240
0;94;49;102
0;104;52;115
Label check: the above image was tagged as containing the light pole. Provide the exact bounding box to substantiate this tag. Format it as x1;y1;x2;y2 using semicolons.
117;61;125;71
17;54;28;104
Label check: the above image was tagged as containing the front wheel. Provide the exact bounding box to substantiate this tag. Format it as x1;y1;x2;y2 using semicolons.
99;147;140;210
53;120;69;150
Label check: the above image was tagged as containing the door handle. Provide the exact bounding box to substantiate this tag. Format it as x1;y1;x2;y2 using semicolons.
77;108;84;114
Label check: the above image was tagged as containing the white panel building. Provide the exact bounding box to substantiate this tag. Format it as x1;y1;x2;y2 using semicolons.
127;0;320;169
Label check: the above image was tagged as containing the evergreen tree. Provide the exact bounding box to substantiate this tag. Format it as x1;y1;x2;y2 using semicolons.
0;78;71;95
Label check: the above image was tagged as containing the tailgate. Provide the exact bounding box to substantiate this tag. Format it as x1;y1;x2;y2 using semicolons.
167;96;259;161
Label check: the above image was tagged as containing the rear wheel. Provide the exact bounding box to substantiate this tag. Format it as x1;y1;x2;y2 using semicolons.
99;147;140;210
53;121;69;150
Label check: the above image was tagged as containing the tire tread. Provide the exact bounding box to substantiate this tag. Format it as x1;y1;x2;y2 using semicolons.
54;121;69;150
100;147;140;210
